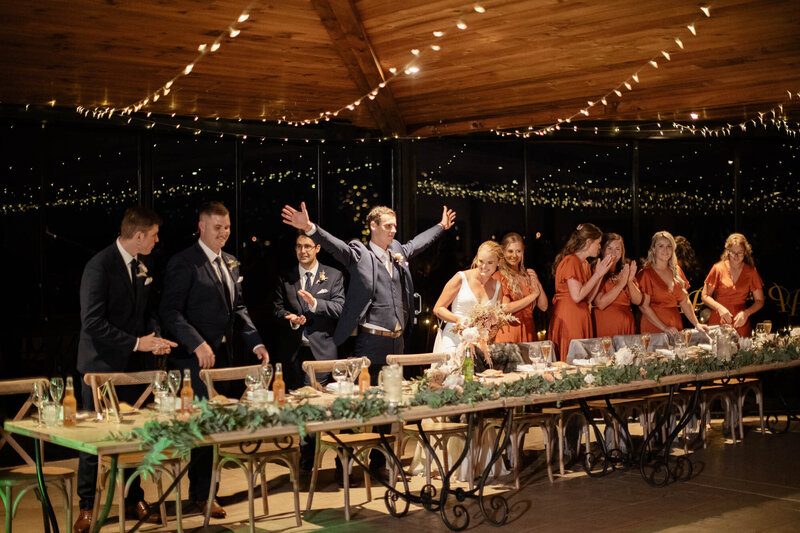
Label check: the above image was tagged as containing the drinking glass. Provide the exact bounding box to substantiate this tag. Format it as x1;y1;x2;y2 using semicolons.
244;372;261;404
260;363;274;390
50;377;64;404
530;344;543;364
332;361;349;396
641;333;651;352
601;337;612;357
682;328;693;347
589;341;602;361
541;341;552;362
41;400;59;427
30;382;48;427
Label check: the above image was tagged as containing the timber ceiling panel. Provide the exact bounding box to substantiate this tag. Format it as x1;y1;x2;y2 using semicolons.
1;0;799;136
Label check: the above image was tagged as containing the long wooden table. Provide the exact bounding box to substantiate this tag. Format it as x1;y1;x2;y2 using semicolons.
6;359;800;532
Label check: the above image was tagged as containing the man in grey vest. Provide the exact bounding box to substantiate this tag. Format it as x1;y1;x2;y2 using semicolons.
282;202;455;372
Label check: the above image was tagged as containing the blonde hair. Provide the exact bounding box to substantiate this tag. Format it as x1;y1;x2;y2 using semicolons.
499;232;525;296
471;241;517;290
644;231;685;290
722;233;754;267
552;223;603;276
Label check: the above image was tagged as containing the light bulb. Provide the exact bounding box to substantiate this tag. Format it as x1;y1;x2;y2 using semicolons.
474;5;485;13
210;42;221;52
661;50;671;61
687;24;696;35
184;64;194;75
649;60;658;68
238;12;250;23
229;28;240;38
632;73;639;83
431;44;440;51
700;6;710;17
433;31;444;37
675;38;684;49
457;21;467;29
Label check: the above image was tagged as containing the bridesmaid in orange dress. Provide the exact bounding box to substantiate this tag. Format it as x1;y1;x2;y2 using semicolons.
494;232;547;343
549;224;614;361
637;231;708;337
592;233;642;337
701;233;764;337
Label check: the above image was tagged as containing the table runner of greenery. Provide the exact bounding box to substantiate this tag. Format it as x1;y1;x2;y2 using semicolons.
127;339;800;476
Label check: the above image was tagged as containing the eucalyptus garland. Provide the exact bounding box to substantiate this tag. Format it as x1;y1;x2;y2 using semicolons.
127;339;800;475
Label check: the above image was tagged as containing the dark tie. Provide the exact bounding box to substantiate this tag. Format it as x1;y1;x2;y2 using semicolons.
129;258;138;292
301;271;313;312
214;257;233;309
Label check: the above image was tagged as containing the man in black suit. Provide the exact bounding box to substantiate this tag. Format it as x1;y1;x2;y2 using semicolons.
74;206;177;533
272;232;345;390
160;201;268;519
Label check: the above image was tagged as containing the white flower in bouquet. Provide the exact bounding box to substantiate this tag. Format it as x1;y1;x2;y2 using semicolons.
460;326;481;345
791;327;800;338
613;347;635;367
583;373;596;386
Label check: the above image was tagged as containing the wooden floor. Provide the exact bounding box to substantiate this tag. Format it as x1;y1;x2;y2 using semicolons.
7;415;800;532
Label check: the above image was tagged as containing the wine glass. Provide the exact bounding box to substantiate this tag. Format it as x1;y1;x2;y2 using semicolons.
30;381;48;427
763;320;772;335
601;337;612;357
641;333;651;352
530;343;543;364
346;357;361;384
50;377;64;405
167;370;181;397
244;371;262;404
332;361;349;396
541;341;552;362
260;363;274;390
682;328;693;347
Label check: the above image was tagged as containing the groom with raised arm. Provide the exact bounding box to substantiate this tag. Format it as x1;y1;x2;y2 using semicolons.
282;202;455;374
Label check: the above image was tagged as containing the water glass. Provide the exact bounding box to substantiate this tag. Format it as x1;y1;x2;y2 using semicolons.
41;400;59;427
332;361;349;396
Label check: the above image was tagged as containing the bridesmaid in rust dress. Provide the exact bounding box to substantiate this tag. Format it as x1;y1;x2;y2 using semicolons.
701;233;764;337
494;232;546;343
549;224;614;361
637;231;708;337
592;233;642;337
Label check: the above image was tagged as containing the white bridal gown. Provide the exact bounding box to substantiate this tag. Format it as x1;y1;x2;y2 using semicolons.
413;271;508;481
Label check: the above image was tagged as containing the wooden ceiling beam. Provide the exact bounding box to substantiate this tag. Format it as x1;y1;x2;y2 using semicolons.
310;0;406;135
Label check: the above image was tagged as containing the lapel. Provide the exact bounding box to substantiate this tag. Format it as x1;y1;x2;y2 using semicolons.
197;244;229;308
112;244;136;302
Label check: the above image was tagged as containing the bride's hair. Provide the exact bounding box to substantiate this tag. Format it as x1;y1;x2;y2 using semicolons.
470;241;516;291
552;223;603;276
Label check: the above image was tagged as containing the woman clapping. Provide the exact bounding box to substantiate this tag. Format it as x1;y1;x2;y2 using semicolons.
494;232;546;343
592;233;642;337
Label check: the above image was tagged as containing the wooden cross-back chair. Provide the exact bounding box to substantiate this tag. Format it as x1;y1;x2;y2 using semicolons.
301;358;396;521
385;353;476;488
83;370;182;533
0;377;75;533
199;364;302;531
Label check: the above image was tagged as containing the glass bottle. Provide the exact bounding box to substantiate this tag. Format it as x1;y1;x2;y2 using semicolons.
273;363;286;407
62;376;77;426
180;369;193;414
358;359;371;393
462;346;474;382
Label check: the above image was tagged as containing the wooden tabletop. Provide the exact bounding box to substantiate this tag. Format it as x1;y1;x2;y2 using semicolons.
6;359;798;457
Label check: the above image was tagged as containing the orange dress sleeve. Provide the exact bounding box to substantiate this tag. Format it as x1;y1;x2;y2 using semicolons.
746;265;764;293
704;262;723;290
557;254;586;285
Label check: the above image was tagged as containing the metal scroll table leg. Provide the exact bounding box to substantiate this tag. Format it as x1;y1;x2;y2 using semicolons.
578;399;612;477
34;438;58;533
767;389;800;434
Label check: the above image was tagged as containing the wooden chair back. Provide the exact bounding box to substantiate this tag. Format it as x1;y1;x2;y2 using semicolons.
83;370;166;414
199;364;263;399
386;353;447;377
0;377;49;466
301;357;370;391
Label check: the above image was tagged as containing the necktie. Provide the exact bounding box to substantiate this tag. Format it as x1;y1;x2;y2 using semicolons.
214;257;233;309
129;258;138;291
301;271;313;312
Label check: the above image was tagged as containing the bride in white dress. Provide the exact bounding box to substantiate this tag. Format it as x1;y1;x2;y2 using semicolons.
412;241;512;481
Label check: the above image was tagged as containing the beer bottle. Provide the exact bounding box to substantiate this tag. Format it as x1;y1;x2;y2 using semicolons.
358;358;371;393
273;363;286;407
62;376;77;426
462;346;474;382
180;369;193;414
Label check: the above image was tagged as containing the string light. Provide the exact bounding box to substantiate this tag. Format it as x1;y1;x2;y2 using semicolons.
77;3;257;119
495;7;713;138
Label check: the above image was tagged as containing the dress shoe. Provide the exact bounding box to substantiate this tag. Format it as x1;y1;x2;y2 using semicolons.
195;498;227;519
73;509;92;533
126;500;161;523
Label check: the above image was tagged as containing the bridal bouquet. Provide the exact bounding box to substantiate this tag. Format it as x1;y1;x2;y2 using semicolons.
456;303;518;368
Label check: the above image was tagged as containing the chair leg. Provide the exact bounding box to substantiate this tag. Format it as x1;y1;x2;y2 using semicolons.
172;462;182;533
305;443;323;511
90;461;108;533
290;453;302;527
543;424;554;483
363;450;372;501
205;450;220;526
557;415;565;476
155;472;167;528
340;450;351;521
260;462;269;516
247;458;256;533
757;385;765;435
117;465;125;533
65;476;74;531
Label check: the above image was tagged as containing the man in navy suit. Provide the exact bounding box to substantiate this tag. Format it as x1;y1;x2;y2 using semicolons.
282;202;455;476
74;206;177;533
160;201;268;519
272;232;344;390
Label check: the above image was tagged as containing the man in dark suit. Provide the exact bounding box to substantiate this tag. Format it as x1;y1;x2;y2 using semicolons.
74;206;177;533
160;201;268;520
272;232;345;390
282;202;455;476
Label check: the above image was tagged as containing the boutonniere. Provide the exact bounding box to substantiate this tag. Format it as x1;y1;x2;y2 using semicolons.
392;253;407;267
317;270;328;284
226;258;240;270
135;262;149;278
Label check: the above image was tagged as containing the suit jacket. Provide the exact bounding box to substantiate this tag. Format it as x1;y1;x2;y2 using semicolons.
272;263;344;361
160;242;262;358
311;223;443;345
77;242;159;373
